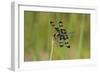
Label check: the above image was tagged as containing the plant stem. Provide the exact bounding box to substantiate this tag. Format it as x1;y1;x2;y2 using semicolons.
77;14;85;58
49;37;54;60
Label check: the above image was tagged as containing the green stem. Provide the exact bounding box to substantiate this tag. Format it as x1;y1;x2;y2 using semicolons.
49;37;54;60
77;14;85;58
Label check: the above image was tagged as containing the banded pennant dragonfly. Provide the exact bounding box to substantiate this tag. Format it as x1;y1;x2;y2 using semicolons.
50;21;71;48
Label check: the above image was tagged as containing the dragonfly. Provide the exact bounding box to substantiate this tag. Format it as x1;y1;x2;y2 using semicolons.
50;21;70;48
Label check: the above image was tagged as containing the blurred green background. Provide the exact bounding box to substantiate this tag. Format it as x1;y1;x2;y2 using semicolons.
24;11;90;61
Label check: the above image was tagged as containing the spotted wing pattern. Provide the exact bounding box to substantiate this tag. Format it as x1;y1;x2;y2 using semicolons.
50;21;70;48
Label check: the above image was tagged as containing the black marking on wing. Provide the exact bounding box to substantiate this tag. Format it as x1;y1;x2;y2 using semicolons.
50;21;70;48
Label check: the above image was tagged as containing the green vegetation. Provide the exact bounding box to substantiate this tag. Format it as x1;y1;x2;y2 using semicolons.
24;11;90;61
